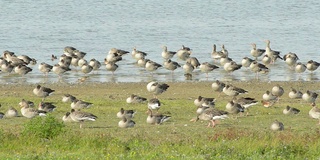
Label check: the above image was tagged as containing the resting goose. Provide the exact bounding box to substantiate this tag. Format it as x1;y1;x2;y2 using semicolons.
270;120;284;131
118;117;136;128
116;108;136;119
146;109;171;125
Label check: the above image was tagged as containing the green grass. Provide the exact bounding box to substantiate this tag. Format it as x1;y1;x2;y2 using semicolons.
0;81;320;159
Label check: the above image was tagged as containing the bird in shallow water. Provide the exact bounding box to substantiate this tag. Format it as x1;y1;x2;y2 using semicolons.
250;43;265;60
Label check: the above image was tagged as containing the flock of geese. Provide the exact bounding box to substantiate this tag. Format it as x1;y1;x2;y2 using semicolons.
0;39;320;130
0;39;319;83
0;78;319;131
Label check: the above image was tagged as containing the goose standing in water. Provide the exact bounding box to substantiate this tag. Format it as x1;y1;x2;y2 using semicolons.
161;46;176;60
38;62;53;76
70;109;97;128
105;60;118;75
163;59;181;75
132;47;148;61
223;61;242;73
199;62;219;78
211;44;225;62
183;61;195;74
250;43;265;60
306;60;320;73
108;48;129;56
145;60;162;75
241;57;255;69
249;61;269;79
265;40;282;63
283;52;299;69
176;45;191;61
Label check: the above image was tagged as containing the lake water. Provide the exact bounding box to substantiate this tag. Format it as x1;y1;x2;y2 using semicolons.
1;0;320;84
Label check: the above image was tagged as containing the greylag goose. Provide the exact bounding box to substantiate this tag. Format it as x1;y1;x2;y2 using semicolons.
232;97;258;116
225;101;245;117
146;109;171;125
176;45;191;61
118;117;136;128
295;62;306;74
108;48;129;56
211;44;225;61
265;40;282;63
241;57;255;69
33;85;55;101
38;102;56;112
38;62;53;76
63;46;77;56
132;47;148;60
116;108;136;119
309;104;320;124
249;61;269;79
148;98;161;112
62;94;77;103
194;96;215;108
62;112;73;122
14;64;32;75
223;84;248;97
106;52;122;63
199;62;219;77
105;61;118;75
81;63;93;74
283;52;299;68
223;61;242;73
163;59;181;74
161;46;176;60
261;55;272;66
20;102;46;118
288;88;303;99
186;57;200;69
126;94;147;104
262;90;278;101
191;107;228;128
250;43;265;60
270;120;284;131
146;81;169;98
183;61;195;74
271;84;284;98
70;109;97;128
52;64;71;78
5;107;18;118
145;60;162;74
71;99;93;109
306;60;320;73
283;106;300;115
302;90;318;106
89;58;101;71
211;80;226;95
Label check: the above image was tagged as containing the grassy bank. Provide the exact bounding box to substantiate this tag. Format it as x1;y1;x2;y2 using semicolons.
0;80;320;159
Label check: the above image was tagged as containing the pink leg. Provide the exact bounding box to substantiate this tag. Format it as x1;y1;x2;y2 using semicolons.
211;120;216;128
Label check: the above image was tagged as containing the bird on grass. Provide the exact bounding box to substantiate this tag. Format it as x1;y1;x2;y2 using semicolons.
118;117;136;128
191;107;228;128
283;106;300;115
33;85;55;101
116;108;136;119
146;109;171;125
70;109;97;128
270;120;284;131
126;94;147;104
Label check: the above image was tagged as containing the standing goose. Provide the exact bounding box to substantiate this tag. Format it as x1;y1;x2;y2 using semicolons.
295;62;306;75
132;47;148;61
249;61;269;79
146;109;171;125
250;43;265;60
81;63;93;74
219;55;233;66
52;64;71;78
199;62;219;77
116;108;136;119
288;87;303;99
106;52;122;63
306;60;320;73
163;59;181;74
261;55;272;66
176;45;191;61
223;84;248;97
145;60;162;74
223;61;242;73
186;57;200;69
211;80;226;96
14;64;32;75
118;117;136;128
38;62;53;76
265;40;282;63
70;109;97;128
194;96;215;107
283;52;299;69
270;120;284;131
161;46;176;60
137;57;151;68
126;94;147;104
283;106;300;115
232;97;258;116
191;107;228;128
108;48;129;56
226;101;245;117
33;85;55;101
211;44;225;61
183;61;195;74
241;57;255;69
220;44;229;57
89;58;101;71
105;60;118;75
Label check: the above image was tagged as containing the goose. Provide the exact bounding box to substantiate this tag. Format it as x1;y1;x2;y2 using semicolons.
146;109;171;125
70;109;97;128
220;44;229;56
161;46;176;60
105;61;118;75
88;58;101;71
0;112;4;119
33;85;55;101
223;84;248;97
38;102;56;112
302;90;318;106
295;62;306;74
106;52;122;63
226;101;245;116
81;63;93;74
116;108;136;119
19;99;35;108
194;96;215;107
163;59;181;74
182;61;195;74
249;61;269;79
283;52;299;68
186;57;200;69
108;48;129;56
118;117;136;128
52;64;71;78
288;88;303;99
20;102;46;119
63;46;77;56
132;47;148;60
38;62;53;76
219;55;233;66
262;90;278;101
73;50;87;59
309;104;320;124
270;120;284;131
1;60;14;73
145;60;162;73
17;55;33;64
62;112;73;122
176;45;191;61
271;84;284;98
306;60;320;73
126;94;147;104
265;40;282;63
241;57;255;69
283;106;300;115
250;43;265;60
261;100;277;108
70;55;80;67
14;64;32;75
148;98;161;111
211;44;225;61
232;97;258;116
261;55;272;66
5;107;19;118
223;61;242;73
58;57;71;68
51;54;57;61
137;57;151;68
77;58;87;67
146;81;169;98
199;62;219;77
62;94;77;103
71;99;93;109
191;107;228;128
211;80;226;95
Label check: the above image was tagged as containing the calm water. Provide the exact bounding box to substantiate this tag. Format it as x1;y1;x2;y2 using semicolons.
1;0;320;84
